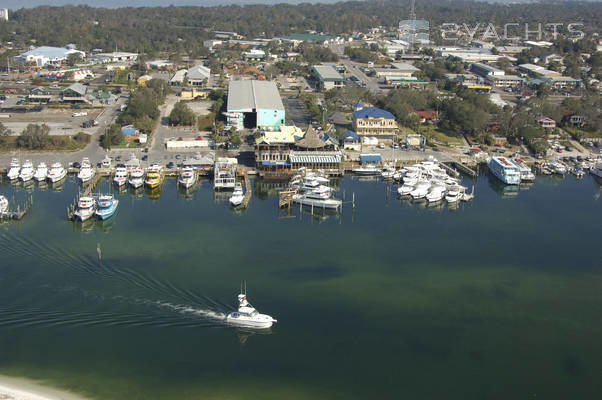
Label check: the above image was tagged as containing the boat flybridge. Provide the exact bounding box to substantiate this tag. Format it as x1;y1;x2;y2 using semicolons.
19;160;35;182
7;158;20;180
34;162;48;181
226;290;277;329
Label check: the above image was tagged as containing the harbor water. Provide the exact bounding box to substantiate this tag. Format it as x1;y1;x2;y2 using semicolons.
0;173;601;399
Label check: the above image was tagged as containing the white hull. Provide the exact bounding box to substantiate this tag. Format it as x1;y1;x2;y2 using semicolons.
7;169;19;180
229;195;244;206
19;171;34;182
74;209;95;221
293;194;342;209
48;170;67;183
591;166;602;178
129;178;144;188
78;169;95;182
225;317;274;329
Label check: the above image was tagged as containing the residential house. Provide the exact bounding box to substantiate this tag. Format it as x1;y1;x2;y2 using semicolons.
137;75;152;86
416;110;438;124
538;117;556;130
341;130;361;150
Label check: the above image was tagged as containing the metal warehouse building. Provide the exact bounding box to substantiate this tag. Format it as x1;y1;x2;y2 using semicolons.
225;80;285;130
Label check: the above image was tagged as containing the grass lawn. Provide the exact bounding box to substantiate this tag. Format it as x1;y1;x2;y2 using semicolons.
415;125;464;147
0;133;90;153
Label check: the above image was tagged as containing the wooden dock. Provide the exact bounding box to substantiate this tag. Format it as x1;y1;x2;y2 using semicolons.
446;161;478;178
278;189;298;208
240;169;252;208
67;172;103;221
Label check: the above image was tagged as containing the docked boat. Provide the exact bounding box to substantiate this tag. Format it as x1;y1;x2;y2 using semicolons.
46;162;67;183
410;180;431;200
0;195;8;214
19;160;35;182
101;156;112;169
178;167;197;189
352;165;382;175
397;183;415;197
292;185;342;210
95;194;119;220
128;167;145;188
77;158;96;183
511;159;535;182
73;196;96;221
229;182;244;206
590;162;602;179
487;156;521;185
34;162;48;181
145;164;163;188
426;184;446;203
225;293;277;329
124;153;141;171
548;160;567;176
381;164;396;179
445;185;464;203
6;158;20;180
113;167;128;187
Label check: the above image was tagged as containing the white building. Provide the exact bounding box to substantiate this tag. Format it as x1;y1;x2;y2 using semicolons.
0;8;8;21
91;52;138;63
14;46;86;67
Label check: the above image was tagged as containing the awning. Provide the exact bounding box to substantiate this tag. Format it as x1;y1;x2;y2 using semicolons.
289;154;341;164
359;153;382;163
262;160;291;166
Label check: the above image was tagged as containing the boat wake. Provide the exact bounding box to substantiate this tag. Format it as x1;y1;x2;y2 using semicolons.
0;232;233;330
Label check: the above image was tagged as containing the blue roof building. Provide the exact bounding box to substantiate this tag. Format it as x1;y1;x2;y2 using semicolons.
341;130;359;142
352;107;399;137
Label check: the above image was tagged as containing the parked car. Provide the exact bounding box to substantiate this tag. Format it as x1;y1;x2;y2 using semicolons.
166;161;175;169
432;147;440;152
142;155;148;161
72;162;81;169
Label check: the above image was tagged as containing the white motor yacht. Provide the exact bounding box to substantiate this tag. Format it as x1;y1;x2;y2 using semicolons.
445;185;463;203
410;181;431;200
6;158;20;180
78;158;96;183
113;167;128;187
73;196;96;221
19;160;35;182
34;162;48;181
128;167;145;188
178;167;197;189
426;184;446;203
0;195;8;214
352;165;382;175
397;183;415;196
226;293;277;329
46;162;67;183
229;182;244;206
548;160;567;176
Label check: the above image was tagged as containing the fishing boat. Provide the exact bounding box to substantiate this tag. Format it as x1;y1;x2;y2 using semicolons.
0;195;8;214
77;158;96;183
145;164;163;188
46;162;67;183
95;194;119;220
226;292;277;329
487;156;521;185
229;182;244;206
6;158;20;180
73;196;96;221
113;167;128;187
34;162;48;181
128;167;145;188
19;160;35;182
178;167;197;189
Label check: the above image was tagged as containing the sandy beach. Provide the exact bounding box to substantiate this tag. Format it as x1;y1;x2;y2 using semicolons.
0;375;87;400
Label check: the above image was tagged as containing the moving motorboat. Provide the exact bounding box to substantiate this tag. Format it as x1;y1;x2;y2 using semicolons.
229;182;244;206
47;162;67;183
178;167;197;189
226;293;277;329
95;194;119;220
77;158;96;183
73;196;96;221
34;162;48;181
113;167;128;187
128;167;145;188
19;160;35;182
6;158;20;180
0;195;8;214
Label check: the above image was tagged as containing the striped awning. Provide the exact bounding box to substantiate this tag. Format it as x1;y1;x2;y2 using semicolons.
289;154;341;164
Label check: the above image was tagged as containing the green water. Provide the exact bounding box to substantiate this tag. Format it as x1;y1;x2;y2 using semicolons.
0;174;601;399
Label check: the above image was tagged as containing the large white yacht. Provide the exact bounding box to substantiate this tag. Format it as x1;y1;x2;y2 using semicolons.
410;180;432;200
77;158;96;183
34;162;48;181
487;156;521;185
113;167;128;187
352;164;381;175
6;158;20;180
178;167;197;189
293;185;342;210
47;162;67;182
73;196;96;221
229;182;244;206
226;293;277;329
19;160;35;182
128;167;145;188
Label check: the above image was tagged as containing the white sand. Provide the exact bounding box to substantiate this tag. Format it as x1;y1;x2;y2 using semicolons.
0;375;87;400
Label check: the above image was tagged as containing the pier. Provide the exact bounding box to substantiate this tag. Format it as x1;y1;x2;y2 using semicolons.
240;169;252;208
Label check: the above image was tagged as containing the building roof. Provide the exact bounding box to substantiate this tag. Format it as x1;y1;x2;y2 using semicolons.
290;153;341;164
187;65;211;80
353;107;395;119
359;153;382;163
227;80;284;112
257;125;303;144
312;65;344;82
342;130;359;142
391;62;419;73
19;46;78;59
295;126;326;149
65;83;87;96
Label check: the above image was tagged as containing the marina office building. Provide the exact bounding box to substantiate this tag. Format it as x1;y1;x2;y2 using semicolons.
225;80;285;130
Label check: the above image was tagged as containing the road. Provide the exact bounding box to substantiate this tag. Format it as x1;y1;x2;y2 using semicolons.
339;58;381;93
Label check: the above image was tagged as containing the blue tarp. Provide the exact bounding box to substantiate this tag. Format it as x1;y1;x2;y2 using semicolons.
359;153;382;163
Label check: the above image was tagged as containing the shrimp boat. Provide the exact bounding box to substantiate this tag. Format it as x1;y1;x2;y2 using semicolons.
46;162;67;183
77;158;96;183
19;160;35;182
73;196;96;221
229;182;244;206
34;162;48;181
226;292;277;329
95;194;119;220
6;158;20;180
145;164;162;188
128;167;145;188
178;167;197;189
113;167;128;187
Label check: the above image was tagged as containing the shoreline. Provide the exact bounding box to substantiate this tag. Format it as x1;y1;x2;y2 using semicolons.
0;375;88;400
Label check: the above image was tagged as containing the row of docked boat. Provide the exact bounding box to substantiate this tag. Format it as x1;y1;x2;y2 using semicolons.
487;156;535;185
395;161;473;204
288;168;342;210
6;158;69;183
73;194;119;221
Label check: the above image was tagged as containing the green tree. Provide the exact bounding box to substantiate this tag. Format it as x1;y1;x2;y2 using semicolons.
169;101;196;126
67;53;83;66
17;124;49;149
102;124;123;149
0;122;12;145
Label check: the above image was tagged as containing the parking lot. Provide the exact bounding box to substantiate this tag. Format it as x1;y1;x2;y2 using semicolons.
282;94;310;127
